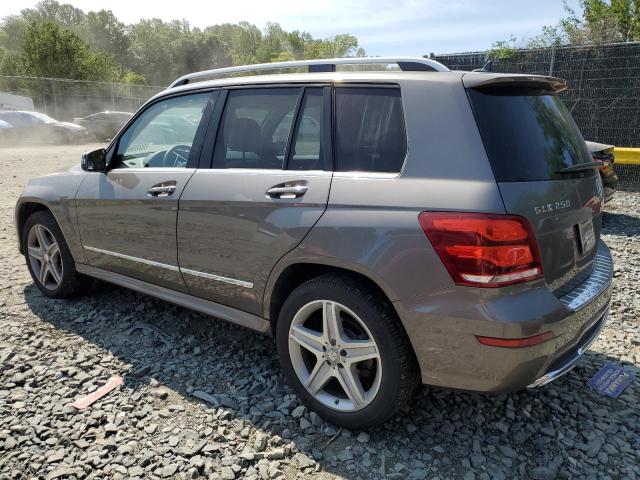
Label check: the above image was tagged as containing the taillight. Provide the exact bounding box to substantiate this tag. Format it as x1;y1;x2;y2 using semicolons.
418;212;543;287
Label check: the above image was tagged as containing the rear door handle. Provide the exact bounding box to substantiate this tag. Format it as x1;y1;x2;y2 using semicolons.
147;181;177;197
266;181;308;199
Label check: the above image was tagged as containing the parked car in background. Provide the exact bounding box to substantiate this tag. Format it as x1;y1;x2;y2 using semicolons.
586;141;618;203
0;119;12;144
0;111;88;144
14;58;613;429
73;111;133;141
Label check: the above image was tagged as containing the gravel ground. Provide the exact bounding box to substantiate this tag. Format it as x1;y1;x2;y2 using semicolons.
0;144;638;480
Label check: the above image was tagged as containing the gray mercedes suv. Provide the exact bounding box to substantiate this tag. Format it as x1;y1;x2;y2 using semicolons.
15;57;613;429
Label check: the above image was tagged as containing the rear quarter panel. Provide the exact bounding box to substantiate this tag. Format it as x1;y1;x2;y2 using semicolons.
265;74;505;323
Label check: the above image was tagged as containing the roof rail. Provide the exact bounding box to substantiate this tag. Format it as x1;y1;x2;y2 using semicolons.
168;57;450;88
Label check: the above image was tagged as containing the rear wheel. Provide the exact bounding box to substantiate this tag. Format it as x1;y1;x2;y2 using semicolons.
23;210;89;298
276;274;420;429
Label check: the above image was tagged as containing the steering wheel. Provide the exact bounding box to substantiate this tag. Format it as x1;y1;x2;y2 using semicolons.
162;144;191;167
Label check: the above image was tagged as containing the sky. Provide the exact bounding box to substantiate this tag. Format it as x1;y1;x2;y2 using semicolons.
0;0;582;56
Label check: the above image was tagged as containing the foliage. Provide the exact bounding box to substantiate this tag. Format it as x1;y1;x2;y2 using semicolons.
492;0;640;50
486;36;518;60
19;21;119;81
0;0;366;85
121;70;146;85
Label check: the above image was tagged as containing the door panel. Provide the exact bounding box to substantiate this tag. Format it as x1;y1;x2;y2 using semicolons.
178;169;332;313
177;86;332;315
76;169;195;292
75;91;215;292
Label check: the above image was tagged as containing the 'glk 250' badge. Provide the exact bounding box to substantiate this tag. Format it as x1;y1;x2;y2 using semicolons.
534;199;571;215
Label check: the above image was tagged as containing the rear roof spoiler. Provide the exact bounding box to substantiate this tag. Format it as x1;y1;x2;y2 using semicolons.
462;73;567;93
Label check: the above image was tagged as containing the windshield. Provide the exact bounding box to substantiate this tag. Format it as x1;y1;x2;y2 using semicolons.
468;87;593;182
26;112;57;123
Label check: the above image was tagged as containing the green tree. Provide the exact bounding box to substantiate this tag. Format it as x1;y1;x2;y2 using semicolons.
494;0;640;48
79;10;130;61
20;20;118;80
0;1;367;85
21;0;86;30
0;16;29;52
121;70;146;85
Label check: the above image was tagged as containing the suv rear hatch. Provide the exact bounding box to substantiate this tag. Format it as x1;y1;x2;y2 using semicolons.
464;73;603;294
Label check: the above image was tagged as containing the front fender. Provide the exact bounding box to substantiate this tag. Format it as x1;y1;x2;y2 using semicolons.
15;170;87;263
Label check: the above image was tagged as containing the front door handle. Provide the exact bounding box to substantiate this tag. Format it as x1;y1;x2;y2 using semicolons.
147;181;177;197
266;181;308;199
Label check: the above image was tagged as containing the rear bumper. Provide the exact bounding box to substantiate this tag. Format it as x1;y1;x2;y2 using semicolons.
528;310;607;387
397;240;613;392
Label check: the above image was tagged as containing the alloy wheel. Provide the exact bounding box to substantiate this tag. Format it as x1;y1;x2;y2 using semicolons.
288;300;382;412
27;224;63;290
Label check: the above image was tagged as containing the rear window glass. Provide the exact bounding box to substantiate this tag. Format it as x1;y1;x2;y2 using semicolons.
335;87;406;173
213;88;299;169
468;88;593;182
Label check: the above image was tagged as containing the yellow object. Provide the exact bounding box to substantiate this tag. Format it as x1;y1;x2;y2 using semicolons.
614;148;640;165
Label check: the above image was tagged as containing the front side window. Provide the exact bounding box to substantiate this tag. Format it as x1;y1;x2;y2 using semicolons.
335;87;406;173
213;88;300;169
114;93;210;168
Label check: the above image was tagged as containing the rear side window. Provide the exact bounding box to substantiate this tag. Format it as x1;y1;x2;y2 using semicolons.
213;88;299;169
468;88;593;182
335;87;406;173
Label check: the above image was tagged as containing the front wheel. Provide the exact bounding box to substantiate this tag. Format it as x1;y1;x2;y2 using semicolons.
23;210;90;298
276;274;420;429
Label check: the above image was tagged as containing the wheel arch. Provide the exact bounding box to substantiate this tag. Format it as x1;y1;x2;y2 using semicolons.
265;260;402;334
16;201;52;254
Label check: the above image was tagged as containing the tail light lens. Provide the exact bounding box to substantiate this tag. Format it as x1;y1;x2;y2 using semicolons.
419;212;543;287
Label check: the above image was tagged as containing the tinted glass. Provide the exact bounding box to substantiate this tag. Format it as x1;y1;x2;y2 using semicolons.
115;93;210;168
213;88;300;169
0;112;23;126
335;87;406;173
468;88;593;182
289;89;324;170
25;112;52;123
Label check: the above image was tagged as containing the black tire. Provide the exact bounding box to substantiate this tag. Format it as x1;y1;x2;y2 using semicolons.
22;210;89;299
276;273;420;429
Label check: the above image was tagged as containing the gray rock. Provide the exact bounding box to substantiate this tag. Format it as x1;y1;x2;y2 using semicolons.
470;454;486;469
291;406;305;418
531;466;556;480
338;448;354;462
499;445;518;459
45;467;79;480
221;466;236;479
191;390;221;407
161;463;179;477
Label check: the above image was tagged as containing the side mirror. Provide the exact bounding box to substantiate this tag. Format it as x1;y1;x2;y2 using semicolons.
81;148;107;172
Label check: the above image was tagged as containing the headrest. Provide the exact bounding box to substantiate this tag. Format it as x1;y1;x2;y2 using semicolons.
227;117;262;153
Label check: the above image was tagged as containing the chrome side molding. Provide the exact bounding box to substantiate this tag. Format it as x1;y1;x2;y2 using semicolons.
83;245;253;289
181;268;253;289
84;245;180;271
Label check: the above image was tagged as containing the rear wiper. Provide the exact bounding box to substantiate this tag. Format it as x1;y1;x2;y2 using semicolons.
556;161;604;173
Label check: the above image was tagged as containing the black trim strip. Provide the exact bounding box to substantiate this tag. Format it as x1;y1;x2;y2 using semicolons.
283;87;306;170
188;90;219;169
201;90;228;169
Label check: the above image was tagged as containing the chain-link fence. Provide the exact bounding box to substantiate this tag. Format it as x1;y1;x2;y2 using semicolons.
433;42;640;149
0;76;163;121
